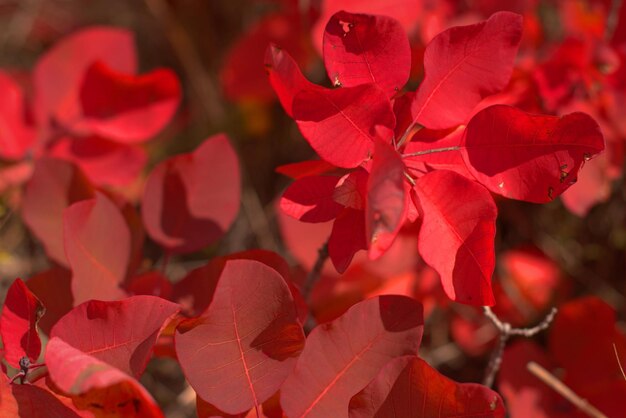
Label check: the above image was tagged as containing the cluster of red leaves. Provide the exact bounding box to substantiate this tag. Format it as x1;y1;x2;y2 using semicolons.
0;2;622;418
269;10;604;308
0;27;181;191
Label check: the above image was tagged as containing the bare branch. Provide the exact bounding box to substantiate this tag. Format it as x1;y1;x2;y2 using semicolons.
482;306;557;387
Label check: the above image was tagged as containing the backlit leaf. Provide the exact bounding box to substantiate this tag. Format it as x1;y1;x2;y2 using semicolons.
45;337;164;418
0;279;44;368
176;259;304;415
415;170;496;306
50;296;180;378
323;11;410;96
34;27;136;129
63;192;130;304
462;105;605;203
22;158;95;267
350;356;506;417
141;134;240;254
411;12;523;129
75;61;181;143
280;295;424;418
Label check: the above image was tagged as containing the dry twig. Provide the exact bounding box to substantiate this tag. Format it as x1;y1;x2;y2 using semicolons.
482;306;557;387
528;361;608;418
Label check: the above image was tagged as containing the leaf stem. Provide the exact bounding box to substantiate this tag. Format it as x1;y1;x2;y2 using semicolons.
303;241;329;302
402;146;460;158
482;306;557;387
527;361;608;418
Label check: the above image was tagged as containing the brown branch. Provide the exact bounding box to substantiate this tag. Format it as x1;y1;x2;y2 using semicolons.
143;0;224;124
303;241;328;302
527;361;608;418
301;241;329;334
482;306;557;387
614;343;626;380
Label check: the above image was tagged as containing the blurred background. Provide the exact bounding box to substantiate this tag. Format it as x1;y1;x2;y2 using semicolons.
0;0;624;417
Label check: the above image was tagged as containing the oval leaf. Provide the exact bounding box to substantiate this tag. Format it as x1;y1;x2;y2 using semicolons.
265;46;395;168
280;175;343;222
0;71;35;160
280;295;424;418
349;356;506;417
366;140;408;259
141;134;241;254
63;192;130;305
0;279;44;368
415;170;496;306
175;259;305;415
411;12;523;129
50;296;180;378
22;158;95;266
75;61;181;143
462;105;605;203
45;337;164;418
48;136;147;186
323;11;410;96
34;27;136;128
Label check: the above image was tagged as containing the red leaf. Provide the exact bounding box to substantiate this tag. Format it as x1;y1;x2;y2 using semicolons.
349;356;505;417
462;105;605;203
275;160;337;179
50;296;180;378
264;45;317;118
0;72;35;160
499;341;563;418
45;337;164;418
26;267;73;335
328;208;367;273
411;12;523;129
280;295;424;418
172;250;306;321
548;297;626;389
293;85;396;168
63;192;130;305
34;27;136;128
323;11;410;96
333;170;368;210
0;279;44;368
415;170;496;306
175;259;305;415
75;61;181;142
48;136;147;186
141;134;241;254
366;140;408;259
265;46;396;168
126;271;173;299
312;0;424;53
560;153;612;216
222;12;313;102
280;175;344;222
1;375;85;417
21;158;95;266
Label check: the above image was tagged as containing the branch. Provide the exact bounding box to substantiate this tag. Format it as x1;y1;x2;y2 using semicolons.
402;146;461;158
303;241;328;302
527;361;608;418
614;343;626;380
482;306;557;387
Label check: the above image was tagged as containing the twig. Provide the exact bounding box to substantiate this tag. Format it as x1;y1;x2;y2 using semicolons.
401;146;461;159
482;306;557;387
605;0;623;41
143;0;224;124
614;343;626;380
302;241;328;302
527;361;608;418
